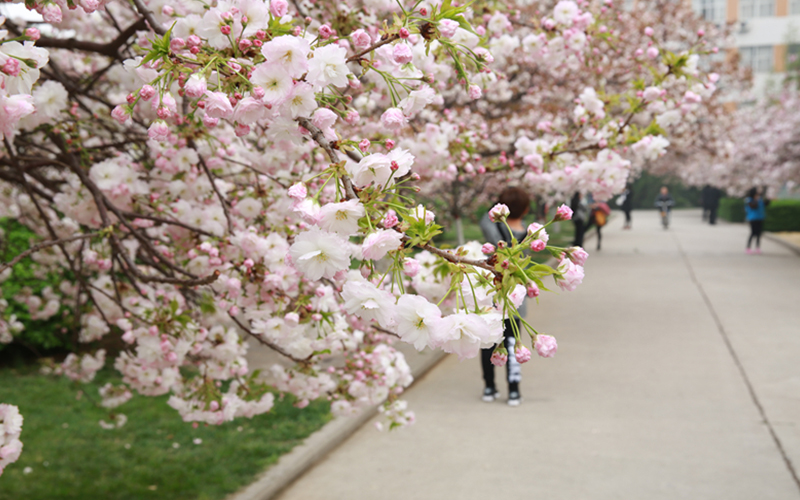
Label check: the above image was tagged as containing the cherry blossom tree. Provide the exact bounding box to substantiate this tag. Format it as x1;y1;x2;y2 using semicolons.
0;0;717;471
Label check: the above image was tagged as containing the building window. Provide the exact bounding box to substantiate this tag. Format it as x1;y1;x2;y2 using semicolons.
693;0;726;23
788;44;800;71
740;0;774;17
791;0;800;14
739;46;774;72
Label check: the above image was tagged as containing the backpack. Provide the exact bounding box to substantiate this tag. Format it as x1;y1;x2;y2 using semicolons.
593;210;607;227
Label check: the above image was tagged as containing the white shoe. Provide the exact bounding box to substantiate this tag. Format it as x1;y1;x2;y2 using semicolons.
482;388;499;402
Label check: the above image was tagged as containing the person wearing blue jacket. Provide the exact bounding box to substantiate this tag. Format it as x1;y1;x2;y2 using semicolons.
745;187;769;254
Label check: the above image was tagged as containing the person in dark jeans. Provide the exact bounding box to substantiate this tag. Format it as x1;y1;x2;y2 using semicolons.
707;187;722;225
745;187;769;254
480;319;522;405
701;185;712;221
621;185;633;229
571;192;588;247
479;186;529;406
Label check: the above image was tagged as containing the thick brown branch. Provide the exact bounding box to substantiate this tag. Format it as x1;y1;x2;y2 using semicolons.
30;18;147;59
131;0;168;35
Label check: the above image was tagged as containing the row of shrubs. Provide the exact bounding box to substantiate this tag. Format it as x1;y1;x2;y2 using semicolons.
719;198;800;232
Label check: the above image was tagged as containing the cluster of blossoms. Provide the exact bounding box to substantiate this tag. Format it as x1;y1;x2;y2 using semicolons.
0;0;720;469
403;0;723;233
659;88;800;196
0;404;23;476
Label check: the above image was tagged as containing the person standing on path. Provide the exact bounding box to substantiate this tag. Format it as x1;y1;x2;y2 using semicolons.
707;186;722;225
619;184;634;229
479;187;529;406
571;192;589;247
745;187;769;254
582;194;608;251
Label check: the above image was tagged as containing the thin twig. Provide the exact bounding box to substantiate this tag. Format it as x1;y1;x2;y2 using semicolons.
347;33;400;63
0;233;100;274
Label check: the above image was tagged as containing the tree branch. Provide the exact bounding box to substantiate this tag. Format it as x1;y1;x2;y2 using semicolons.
0;233;100;274
131;0;167;36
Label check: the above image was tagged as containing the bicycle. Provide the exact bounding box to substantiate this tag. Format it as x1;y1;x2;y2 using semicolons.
656;201;671;229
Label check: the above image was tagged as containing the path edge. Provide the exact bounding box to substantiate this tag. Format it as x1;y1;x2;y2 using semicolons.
226;349;447;500
764;232;800;256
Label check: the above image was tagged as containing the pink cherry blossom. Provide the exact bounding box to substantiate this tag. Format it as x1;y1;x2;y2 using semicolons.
534;335;558;358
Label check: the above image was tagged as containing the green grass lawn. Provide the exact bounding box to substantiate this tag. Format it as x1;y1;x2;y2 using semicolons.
0;366;331;500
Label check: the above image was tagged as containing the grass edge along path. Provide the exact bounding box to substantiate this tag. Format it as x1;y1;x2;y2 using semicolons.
0;366;331;500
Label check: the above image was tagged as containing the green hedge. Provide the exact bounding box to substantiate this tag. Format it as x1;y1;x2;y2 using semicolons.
719;197;800;231
765;199;800;232
719;198;745;223
1;219;73;356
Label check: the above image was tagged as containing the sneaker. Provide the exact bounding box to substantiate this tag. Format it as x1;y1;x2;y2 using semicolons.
482;387;499;402
746;248;753;254
507;391;521;407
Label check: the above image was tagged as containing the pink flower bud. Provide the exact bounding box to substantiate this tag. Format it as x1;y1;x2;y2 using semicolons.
288;182;307;201
567;246;589;266
481;243;495;254
646;47;659;59
319;24;334;39
202;115;219;128
438;19;459;39
1;58;21;77
359;138;371;152
111;105;129;123
380;108;406;131
25;28;41;40
468;84;482;100
534;334;558;358
399;27;410;38
235;123;250;136
239;39;252;51
385;139;395;150
382;210;398;228
220;25;232;35
42;3;62;23
490;349;508;366
170;38;185;51
697;29;705;37
345;110;360;125
644;26;654;36
515;344;532;363
530;239;546;252
148;120;170;141
488;203;510;222
526;284;540;298
392;43;413;64
402;258;420;277
187;35;202;47
554;204;573;221
139;85;156;101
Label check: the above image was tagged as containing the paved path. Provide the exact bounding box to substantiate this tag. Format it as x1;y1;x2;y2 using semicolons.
277;210;800;500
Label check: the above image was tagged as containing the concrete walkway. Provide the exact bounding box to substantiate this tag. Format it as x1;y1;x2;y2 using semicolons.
276;210;800;500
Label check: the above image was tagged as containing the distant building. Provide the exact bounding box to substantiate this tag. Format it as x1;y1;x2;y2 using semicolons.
693;0;800;94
